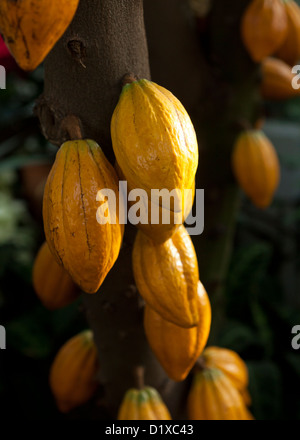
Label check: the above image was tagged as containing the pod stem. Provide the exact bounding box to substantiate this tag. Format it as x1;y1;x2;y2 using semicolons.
61;114;83;140
195;356;206;371
134;366;145;390
122;73;138;86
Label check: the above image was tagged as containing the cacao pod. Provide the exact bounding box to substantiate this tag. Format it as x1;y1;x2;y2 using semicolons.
276;0;300;65
49;330;99;413
231;129;280;208
187;368;254;420
203;346;249;392
32;241;79;310
0;0;79;71
118;387;172;420
132;225;200;328
111;78;198;243
144;281;211;381
43;139;124;294
115;160;195;244
261;57;300;100
241;0;288;62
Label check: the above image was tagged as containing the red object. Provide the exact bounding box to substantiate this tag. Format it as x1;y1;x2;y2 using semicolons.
0;36;21;72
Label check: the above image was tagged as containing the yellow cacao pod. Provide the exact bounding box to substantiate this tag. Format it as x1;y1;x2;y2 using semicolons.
231;129;280;208
241;0;288;62
261;57;300;100
132;225;200;328
32;241;79;310
188;368;254;420
203;346;249;392
0;0;79;71
49;330;99;413
43;139;124;293
115;161;195;244
111;78;198;243
118;387;172;420
276;0;300;65
144;281;211;381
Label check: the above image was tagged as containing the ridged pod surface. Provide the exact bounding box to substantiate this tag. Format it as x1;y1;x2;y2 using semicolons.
203;347;249;392
241;0;288;62
276;0;300;65
118;387;172;420
49;330;99;413
232;130;280;208
111;78;198;242
144;281;211;381
187;368;254;420
43;139;124;293
261;57;300;100
115;161;195;244
132;225;200;328
32;241;78;310
0;0;79;71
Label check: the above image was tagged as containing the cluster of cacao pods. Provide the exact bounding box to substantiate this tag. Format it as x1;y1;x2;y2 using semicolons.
0;0;80;71
32;77;210;416
231;0;296;208
2;0;256;421
241;0;300;100
188;347;254;420
112;77;211;383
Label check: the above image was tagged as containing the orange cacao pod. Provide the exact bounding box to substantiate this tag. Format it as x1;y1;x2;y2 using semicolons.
43;139;124;294
187;368;254;420
261;57;300;100
276;0;300;65
132;225;200;328
232;129;280;208
118;387;172;420
203;347;249;392
0;0;79;71
144;281;211;381
32;241;79;310
111;78;198;243
114;160;195;244
241;0;288;62
49;330;99;413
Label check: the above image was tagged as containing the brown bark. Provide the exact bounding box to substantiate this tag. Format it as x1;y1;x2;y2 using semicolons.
37;0;149;161
36;0;186;418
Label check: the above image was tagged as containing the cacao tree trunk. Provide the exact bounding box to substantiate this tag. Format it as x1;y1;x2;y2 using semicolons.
36;0;187;419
